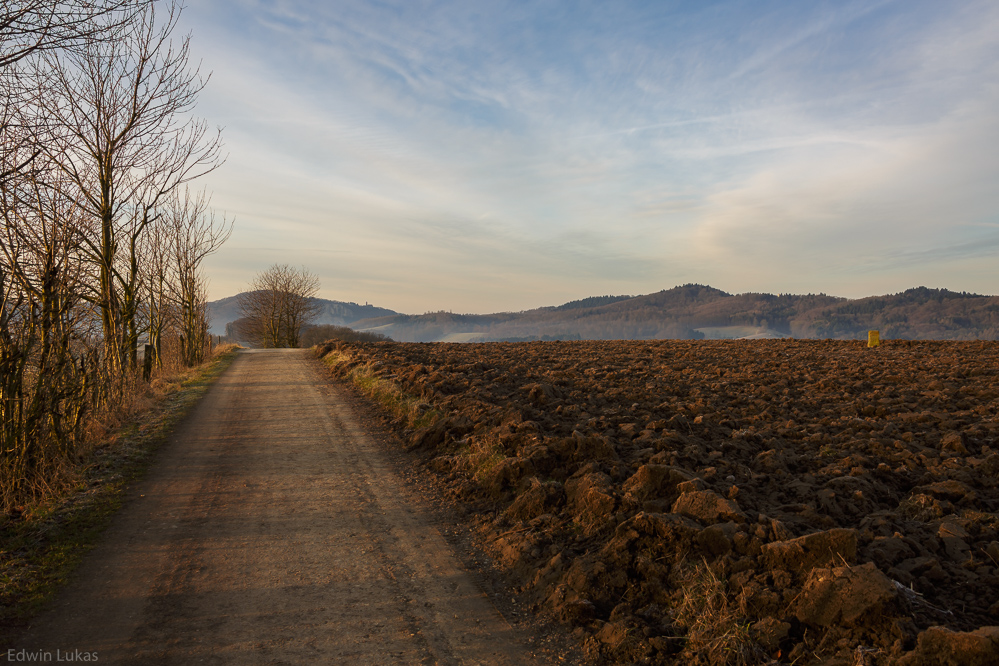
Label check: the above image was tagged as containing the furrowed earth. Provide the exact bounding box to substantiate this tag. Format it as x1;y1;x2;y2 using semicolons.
317;339;999;665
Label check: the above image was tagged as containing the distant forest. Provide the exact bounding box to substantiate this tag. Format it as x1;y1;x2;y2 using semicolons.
338;285;999;343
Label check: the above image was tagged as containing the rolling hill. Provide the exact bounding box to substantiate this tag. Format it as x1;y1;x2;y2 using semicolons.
210;285;999;342
346;285;999;342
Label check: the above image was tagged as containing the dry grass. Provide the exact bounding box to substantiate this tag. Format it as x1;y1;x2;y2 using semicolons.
319;349;442;430
671;558;767;666
896;493;945;522
318;345;510;484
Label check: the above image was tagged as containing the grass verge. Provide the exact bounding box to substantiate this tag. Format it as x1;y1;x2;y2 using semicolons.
316;344;514;490
0;346;241;648
319;348;443;430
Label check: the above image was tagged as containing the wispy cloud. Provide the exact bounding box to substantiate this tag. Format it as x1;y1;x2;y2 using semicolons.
183;0;999;311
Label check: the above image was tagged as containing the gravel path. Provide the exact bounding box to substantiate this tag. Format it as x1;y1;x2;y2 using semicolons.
13;349;539;665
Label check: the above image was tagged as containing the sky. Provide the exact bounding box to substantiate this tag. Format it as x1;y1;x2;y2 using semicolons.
177;0;999;314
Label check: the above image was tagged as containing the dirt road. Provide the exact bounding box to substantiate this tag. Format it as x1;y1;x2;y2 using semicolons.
12;349;542;665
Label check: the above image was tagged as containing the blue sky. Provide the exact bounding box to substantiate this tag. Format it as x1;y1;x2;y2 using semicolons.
179;0;999;313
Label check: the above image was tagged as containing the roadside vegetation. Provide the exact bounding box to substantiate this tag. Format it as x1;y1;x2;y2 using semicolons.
1;1;230;514
0;343;239;648
317;342;438;431
316;341;508;490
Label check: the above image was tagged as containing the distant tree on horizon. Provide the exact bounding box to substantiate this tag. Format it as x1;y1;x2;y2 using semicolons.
236;264;321;348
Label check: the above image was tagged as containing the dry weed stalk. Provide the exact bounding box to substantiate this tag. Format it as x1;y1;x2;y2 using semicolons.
672;557;766;666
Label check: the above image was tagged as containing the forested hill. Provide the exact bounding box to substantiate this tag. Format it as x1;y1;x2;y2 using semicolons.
789;287;999;340
207;294;397;335
346;285;999;342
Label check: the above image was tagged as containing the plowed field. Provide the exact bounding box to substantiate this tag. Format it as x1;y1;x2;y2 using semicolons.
318;339;999;665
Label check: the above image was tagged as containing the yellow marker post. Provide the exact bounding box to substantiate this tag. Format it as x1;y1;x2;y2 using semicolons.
868;330;880;347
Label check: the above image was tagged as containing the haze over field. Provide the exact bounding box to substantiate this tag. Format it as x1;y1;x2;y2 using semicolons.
182;1;999;314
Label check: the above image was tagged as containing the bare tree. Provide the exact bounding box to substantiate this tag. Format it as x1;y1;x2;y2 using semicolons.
30;0;223;372
235;286;282;348
140;208;172;369
0;0;148;69
278;267;322;348
0;143;94;507
167;187;231;365
0;0;234;513
237;265;322;348
1;1;151;183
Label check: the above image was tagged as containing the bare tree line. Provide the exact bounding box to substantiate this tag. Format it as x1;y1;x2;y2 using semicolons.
1;0;231;512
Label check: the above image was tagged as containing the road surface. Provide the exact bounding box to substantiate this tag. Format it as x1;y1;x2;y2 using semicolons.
12;349;542;665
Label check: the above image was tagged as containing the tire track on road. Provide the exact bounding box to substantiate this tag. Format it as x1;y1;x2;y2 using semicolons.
12;349;540;665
